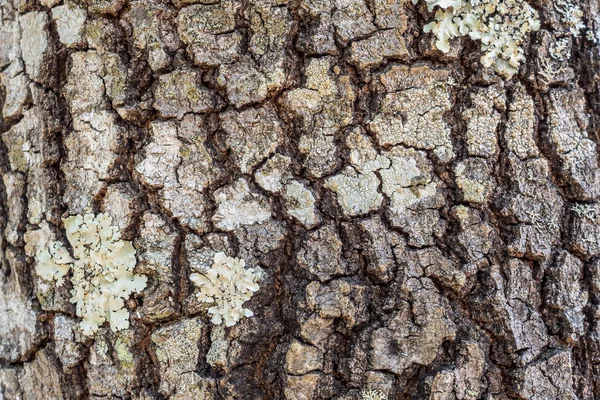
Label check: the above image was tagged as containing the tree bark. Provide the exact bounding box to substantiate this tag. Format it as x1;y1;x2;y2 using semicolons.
1;0;600;399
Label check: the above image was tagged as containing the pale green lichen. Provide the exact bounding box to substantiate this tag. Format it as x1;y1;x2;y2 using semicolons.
417;0;540;78
115;335;135;367
190;252;259;327
35;213;147;336
35;241;72;286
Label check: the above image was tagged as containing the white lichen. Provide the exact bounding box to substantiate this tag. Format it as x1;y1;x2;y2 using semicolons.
549;38;570;61
361;389;387;400
553;0;585;37
586;29;599;44
526;210;559;233
212;178;272;231
35;241;72;286
325;167;383;216
418;0;540;78
283;181;319;228
35;213;147;336
380;147;440;213
571;203;597;221
254;155;320;228
537;54;571;82
190;252;259;327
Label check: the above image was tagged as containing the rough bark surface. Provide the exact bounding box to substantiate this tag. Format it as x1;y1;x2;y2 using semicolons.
0;0;600;398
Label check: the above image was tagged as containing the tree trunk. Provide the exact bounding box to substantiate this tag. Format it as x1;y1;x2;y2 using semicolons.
1;0;599;398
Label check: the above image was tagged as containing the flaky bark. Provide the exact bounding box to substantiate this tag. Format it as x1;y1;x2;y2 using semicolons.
1;0;600;398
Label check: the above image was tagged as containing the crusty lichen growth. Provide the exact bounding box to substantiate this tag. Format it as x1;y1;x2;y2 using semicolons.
549;38;570;61
36;213;147;336
586;30;599;44
571;203;597;221
418;0;540;77
553;0;585;36
190;252;259;327
212;178;272;231
362;389;387;400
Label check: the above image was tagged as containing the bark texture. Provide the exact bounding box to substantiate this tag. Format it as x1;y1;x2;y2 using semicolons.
1;0;600;398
